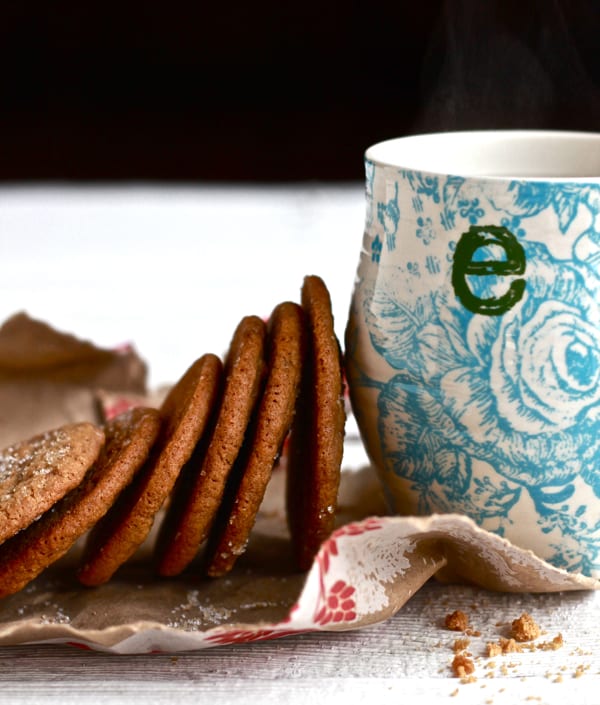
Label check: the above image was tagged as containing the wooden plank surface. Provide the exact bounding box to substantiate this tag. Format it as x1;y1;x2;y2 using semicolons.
0;582;597;704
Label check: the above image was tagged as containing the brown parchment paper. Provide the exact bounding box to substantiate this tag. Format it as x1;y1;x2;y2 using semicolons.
0;314;597;654
0;312;147;448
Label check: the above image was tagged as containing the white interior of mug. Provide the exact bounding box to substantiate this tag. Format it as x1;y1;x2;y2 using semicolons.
366;130;600;180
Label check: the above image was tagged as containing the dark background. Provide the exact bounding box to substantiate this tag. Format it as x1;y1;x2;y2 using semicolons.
0;0;598;182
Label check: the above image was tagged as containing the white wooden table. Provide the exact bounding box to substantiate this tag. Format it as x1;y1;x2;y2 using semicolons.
0;186;598;704
0;581;598;705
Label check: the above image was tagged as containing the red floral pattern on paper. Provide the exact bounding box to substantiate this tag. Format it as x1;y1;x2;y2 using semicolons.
204;627;307;646
314;580;357;625
65;641;93;650
311;517;384;627
103;396;140;420
318;517;384;574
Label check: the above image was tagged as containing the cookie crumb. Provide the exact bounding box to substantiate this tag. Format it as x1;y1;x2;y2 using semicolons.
453;637;471;652
486;637;523;657
510;612;541;642
445;610;469;632
537;633;564;651
452;653;476;679
487;642;502;658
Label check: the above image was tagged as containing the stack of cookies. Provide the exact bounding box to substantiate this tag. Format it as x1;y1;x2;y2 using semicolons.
0;275;346;598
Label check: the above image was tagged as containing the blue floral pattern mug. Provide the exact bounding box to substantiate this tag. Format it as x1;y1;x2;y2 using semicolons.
346;131;600;578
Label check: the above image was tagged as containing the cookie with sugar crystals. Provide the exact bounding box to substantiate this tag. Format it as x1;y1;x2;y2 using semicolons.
78;353;223;586
286;274;346;571
0;422;105;546
155;315;267;577
205;301;304;577
0;407;161;598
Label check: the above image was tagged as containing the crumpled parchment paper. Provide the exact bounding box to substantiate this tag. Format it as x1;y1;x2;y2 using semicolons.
0;313;597;653
0;312;147;448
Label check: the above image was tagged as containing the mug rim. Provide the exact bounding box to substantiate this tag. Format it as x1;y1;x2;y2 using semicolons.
365;129;600;182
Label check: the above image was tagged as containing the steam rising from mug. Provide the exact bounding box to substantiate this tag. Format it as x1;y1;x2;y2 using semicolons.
415;0;600;133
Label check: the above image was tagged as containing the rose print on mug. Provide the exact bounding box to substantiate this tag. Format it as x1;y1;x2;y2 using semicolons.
360;237;600;575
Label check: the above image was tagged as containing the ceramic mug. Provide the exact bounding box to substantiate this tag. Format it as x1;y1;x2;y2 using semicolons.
345;130;600;578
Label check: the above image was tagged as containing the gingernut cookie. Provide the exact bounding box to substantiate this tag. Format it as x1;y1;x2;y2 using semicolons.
0;422;105;546
155;315;266;577
205;301;304;577
286;274;346;570
78;353;223;586
0;407;161;598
